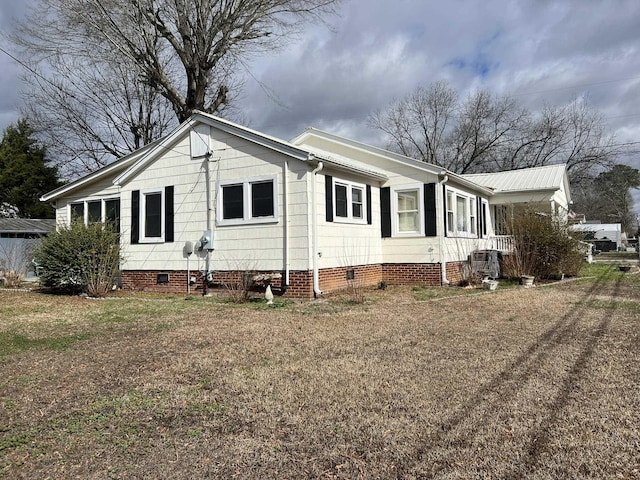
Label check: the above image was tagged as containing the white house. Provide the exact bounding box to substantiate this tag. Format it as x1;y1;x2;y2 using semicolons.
571;223;622;251
41;112;572;297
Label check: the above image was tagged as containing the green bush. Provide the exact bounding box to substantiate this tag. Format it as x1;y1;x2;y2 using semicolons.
34;222;122;297
502;208;584;280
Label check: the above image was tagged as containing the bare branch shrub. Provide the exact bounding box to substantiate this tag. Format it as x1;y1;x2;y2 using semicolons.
502;207;584;279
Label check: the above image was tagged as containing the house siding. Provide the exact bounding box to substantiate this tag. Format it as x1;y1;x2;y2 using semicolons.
119;129;312;273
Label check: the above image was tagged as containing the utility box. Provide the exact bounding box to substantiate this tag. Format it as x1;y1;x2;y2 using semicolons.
202;230;214;251
470;250;501;278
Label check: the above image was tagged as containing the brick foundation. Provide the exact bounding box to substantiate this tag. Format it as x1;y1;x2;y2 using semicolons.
382;263;443;286
120;261;465;298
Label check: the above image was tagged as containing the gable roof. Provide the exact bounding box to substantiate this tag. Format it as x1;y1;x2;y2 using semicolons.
461;164;568;194
42;113;387;202
291;128;494;196
114;112;387;185
40;140;159;202
0;218;56;234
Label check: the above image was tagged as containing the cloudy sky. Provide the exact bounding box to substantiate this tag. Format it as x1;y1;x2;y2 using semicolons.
2;0;640;209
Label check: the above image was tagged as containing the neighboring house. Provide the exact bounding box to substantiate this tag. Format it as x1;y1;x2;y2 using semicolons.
41;112;572;297
571;223;622;251
0;218;56;277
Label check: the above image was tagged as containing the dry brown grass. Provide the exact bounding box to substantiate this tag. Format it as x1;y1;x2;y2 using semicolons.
1;267;639;479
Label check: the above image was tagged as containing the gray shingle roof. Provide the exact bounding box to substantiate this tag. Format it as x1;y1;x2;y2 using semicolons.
0;218;56;233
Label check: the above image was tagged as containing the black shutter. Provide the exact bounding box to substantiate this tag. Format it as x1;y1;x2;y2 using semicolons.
477;197;483;238
366;185;372;225
443;184;448;237
424;183;437;237
380;187;391;238
165;186;174;242
325;175;333;222
131;190;140;244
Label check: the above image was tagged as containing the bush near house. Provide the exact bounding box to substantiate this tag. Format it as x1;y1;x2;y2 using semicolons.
503;208;584;279
33;222;122;297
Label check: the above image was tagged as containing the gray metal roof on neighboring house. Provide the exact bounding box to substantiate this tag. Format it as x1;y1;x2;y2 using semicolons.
461;163;567;193
0;218;56;233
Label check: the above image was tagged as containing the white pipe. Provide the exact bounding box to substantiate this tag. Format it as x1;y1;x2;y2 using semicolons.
204;153;212;294
284;159;290;286
311;159;323;296
439;173;450;285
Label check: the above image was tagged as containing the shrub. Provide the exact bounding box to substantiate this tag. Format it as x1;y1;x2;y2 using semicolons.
33;222;122;297
502;207;584;280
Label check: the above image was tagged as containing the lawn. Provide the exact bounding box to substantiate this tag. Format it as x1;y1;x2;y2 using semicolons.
1;264;639;479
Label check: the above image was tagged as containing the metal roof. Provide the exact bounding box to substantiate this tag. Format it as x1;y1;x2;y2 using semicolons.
0;218;56;233
461;163;567;193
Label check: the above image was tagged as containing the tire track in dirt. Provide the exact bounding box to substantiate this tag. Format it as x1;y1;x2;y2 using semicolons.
413;270;618;478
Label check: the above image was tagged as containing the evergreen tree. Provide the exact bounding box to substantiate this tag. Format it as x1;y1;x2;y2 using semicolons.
0;119;61;218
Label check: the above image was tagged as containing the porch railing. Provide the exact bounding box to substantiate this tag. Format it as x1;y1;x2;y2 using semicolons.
488;235;514;253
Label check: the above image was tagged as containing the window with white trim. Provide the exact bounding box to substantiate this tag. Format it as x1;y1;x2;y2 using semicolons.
68;197;121;232
333;180;366;223
391;186;423;236
218;176;277;225
446;187;477;237
140;189;164;242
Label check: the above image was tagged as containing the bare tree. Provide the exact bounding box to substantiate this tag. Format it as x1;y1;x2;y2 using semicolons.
12;0;340;177
371;81;623;180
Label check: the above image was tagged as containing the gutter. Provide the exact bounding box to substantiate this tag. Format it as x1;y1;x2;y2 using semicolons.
310;157;323;297
438;172;450;285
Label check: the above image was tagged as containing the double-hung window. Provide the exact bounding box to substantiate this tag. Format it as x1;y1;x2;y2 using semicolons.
218;176;277;225
141;190;163;240
68;197;121;232
391;185;423;236
445;187;477;237
333;180;366;223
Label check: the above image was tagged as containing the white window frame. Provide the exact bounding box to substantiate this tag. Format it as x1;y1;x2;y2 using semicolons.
68;196;121;226
140;189;165;243
217;175;278;226
445;186;478;238
332;179;367;224
481;199;491;236
391;185;424;237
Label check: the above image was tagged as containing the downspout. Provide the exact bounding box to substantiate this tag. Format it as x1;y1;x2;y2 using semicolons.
284;159;290;287
439;173;450;285
310;158;323;296
204;152;212;295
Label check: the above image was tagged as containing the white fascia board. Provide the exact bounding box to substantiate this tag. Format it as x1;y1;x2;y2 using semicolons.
292;127;492;195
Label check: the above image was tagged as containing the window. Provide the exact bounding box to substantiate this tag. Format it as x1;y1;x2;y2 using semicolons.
218;177;277;225
222;184;243;220
390;186;423;236
87;201;102;224
352;187;363;219
68;197;121;231
251;181;275;217
332;180;366;223
105;199;121;232
397;189;420;233
143;191;163;238
131;186;173;244
446;187;477;237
